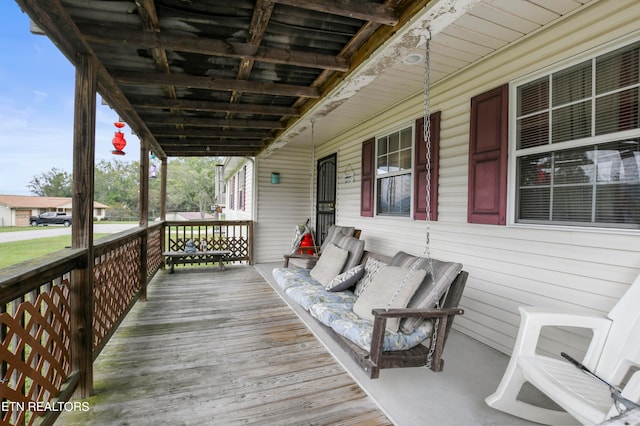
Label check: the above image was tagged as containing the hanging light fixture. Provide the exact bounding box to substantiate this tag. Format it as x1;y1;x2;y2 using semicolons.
112;121;127;155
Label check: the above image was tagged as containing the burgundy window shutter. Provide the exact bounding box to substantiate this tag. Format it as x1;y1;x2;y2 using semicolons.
414;111;441;221
468;84;508;225
360;138;375;217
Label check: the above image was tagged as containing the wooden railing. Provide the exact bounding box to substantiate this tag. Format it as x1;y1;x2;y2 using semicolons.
164;220;254;265
0;220;252;425
0;223;164;426
0;250;83;426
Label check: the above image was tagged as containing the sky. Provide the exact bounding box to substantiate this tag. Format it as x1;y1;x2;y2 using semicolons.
0;2;140;195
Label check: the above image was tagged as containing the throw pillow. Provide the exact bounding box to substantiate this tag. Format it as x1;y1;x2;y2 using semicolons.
401;259;463;334
354;256;387;296
334;234;365;273
309;243;348;286
321;225;355;252
353;266;426;332
326;264;365;292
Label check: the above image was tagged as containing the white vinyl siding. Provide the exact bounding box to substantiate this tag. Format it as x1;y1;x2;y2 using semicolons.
251;0;640;359
254;144;312;263
225;161;253;222
309;0;640;357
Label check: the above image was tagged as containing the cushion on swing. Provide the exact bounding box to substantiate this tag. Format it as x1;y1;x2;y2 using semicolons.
353;265;426;332
390;252;463;334
309;302;435;352
310;243;348;286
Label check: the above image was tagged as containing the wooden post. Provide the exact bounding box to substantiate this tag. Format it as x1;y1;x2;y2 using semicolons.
160;158;168;261
139;139;149;301
71;54;97;398
160;157;167;221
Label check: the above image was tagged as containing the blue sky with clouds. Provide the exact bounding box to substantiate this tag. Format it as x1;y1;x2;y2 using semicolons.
0;2;140;195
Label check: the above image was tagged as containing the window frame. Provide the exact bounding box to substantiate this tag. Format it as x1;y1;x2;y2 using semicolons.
508;35;640;230
374;122;416;218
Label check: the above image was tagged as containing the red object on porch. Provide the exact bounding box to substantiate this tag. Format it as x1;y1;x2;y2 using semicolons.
298;233;315;255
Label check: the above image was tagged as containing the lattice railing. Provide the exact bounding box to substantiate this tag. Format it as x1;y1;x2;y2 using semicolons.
0;250;83;426
93;237;142;356
164;220;253;265
147;224;163;279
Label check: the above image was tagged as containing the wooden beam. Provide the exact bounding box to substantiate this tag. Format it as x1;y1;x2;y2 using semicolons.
131;98;298;117
162;139;266;151
274;0;399;25
113;71;319;98
165;149;262;157
228;0;276;118
80;26;349;72
149;128;270;138
139;116;286;130
134;0;181;135
71;53;97;398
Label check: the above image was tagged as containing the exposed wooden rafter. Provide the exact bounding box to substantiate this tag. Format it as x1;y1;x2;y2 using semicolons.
80;26;349;72
112;71;320;99
16;0;425;158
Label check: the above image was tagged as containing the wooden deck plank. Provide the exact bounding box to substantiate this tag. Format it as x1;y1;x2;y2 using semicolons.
59;266;391;425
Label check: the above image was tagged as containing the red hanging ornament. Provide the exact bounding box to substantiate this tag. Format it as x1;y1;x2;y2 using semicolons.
112;121;127;155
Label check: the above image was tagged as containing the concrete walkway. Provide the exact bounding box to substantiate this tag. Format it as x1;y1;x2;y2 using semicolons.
0;223;138;243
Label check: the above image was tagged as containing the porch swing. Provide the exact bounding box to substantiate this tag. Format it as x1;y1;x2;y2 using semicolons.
320;30;469;379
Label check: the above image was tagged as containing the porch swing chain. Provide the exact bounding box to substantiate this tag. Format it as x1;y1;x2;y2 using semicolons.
383;30;435;313
310;119;318;251
422;29;443;370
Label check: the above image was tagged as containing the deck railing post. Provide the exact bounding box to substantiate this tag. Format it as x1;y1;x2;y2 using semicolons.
160;158;167;221
139;138;149;301
71;53;97;398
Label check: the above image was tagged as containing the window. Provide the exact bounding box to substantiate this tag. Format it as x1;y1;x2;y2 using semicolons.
361;115;440;219
514;40;640;228
238;166;246;211
376;125;413;216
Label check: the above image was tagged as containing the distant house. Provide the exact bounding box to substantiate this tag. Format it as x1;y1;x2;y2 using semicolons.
0;195;109;227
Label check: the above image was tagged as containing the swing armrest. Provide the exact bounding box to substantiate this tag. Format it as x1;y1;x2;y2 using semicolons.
369;307;464;370
371;307;464;319
283;251;320;267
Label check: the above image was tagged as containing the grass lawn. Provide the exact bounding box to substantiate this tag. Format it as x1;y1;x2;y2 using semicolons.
0;222;138;233
0;226;44;233
0;234;109;269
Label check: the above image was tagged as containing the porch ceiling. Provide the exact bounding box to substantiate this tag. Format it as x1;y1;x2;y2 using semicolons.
15;0;593;159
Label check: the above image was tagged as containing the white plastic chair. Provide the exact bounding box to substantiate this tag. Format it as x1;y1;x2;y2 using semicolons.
485;273;640;425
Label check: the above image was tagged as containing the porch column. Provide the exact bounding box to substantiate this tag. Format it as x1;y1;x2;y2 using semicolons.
139;138;149;301
71;53;97;398
160;157;167;221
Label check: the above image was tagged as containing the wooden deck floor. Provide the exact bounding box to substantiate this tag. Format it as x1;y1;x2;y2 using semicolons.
59;266;391;425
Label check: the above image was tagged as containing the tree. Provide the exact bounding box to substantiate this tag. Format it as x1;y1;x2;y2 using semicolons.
166;157;221;217
94;159;140;220
28;156;215;220
28;168;72;197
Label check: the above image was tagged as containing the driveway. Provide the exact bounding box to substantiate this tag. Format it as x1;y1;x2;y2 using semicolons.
0;223;138;243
